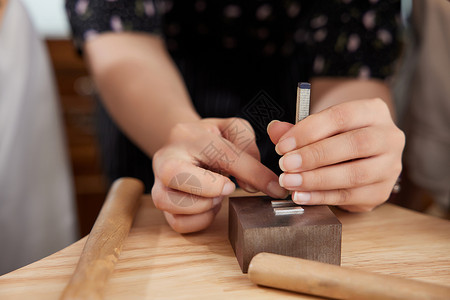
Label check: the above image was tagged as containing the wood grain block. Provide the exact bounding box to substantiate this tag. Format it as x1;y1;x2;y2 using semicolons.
229;196;341;273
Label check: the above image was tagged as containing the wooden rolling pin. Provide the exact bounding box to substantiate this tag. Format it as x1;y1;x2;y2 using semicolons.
60;177;144;300
248;252;450;300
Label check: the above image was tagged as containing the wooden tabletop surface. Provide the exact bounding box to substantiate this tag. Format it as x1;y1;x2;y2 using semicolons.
1;191;449;299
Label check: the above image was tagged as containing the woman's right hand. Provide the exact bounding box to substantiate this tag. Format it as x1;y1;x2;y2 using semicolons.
151;117;288;233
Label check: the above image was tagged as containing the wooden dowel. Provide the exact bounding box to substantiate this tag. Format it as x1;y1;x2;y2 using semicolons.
248;252;450;300
60;177;144;300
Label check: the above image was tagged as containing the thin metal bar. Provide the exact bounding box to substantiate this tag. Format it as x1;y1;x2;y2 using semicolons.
274;206;305;215
271;200;296;207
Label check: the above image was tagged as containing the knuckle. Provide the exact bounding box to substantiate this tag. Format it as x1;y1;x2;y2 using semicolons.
348;129;374;157
151;185;161;205
235;117;253;131
151;186;169;211
394;128;406;149
169;123;193;142
313;192;326;204
152;196;165;211
308;144;326;166
308;171;324;188
337;189;352;203
355;205;374;213
158;159;183;186
348;165;368;187
329;105;350;129
222;117;255;142
168;215;183;233
383;189;393;202
312;191;330;205
152;148;164;166
201;120;222;136
393;162;403;177
364;205;376;212
376;188;392;206
372;98;389;114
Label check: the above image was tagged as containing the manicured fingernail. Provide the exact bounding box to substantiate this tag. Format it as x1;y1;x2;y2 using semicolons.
212;197;222;206
292;191;311;203
279;173;302;188
221;182;235;195
276;137;296;155
268;181;288;198
267;120;280;132
279;154;302;171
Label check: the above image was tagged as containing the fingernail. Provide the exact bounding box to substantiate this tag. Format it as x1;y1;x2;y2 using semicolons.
279;173;303;188
212;197;222;206
292;191;311;203
276;137;296;155
268;181;288;198
221;182;235;195
279;154;302;171
267;120;280;132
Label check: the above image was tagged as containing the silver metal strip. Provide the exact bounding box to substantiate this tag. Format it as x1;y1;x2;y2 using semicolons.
271;200;296;207
274;206;305;215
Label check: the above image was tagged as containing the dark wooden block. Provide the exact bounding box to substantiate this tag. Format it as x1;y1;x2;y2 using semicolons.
229;196;341;273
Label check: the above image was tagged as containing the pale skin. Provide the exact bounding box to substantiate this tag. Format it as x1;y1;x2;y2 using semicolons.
85;33;405;233
0;0;9;25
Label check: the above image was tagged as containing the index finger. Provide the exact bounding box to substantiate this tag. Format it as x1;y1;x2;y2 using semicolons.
192;133;288;199
275;98;389;155
153;148;236;198
267;120;294;144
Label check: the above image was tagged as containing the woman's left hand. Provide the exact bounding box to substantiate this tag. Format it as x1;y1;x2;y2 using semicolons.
267;98;405;212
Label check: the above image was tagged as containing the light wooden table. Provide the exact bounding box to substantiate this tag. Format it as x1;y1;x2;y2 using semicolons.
1;192;450;299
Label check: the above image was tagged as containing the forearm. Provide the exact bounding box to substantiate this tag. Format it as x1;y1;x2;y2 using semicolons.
0;0;8;25
310;77;396;120
85;33;200;156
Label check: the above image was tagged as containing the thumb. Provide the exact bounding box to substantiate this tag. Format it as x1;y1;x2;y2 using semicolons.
267;120;294;145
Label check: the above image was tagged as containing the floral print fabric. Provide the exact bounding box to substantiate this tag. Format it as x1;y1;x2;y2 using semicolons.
66;0;401;79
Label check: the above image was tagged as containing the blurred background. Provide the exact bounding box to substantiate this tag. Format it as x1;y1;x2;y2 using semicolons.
21;0;69;37
22;0;108;236
0;0;107;275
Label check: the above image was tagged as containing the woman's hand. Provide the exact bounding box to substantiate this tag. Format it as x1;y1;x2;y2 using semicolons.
267;98;405;212
152;117;288;233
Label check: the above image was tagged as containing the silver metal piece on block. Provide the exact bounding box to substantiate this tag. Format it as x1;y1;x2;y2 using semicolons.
274;206;305;215
271;200;296;207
